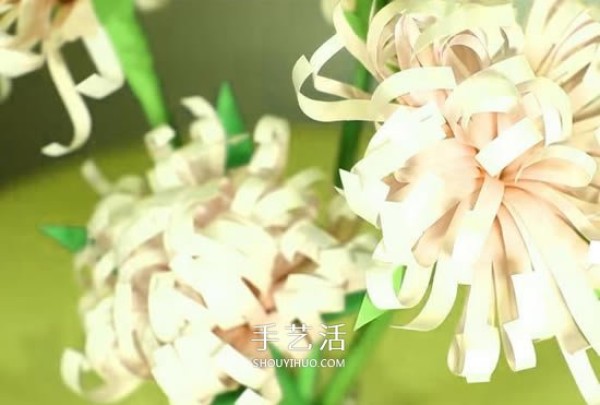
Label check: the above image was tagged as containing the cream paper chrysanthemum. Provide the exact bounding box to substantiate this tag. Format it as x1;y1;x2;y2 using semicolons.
295;0;600;402
61;97;371;405
0;0;124;156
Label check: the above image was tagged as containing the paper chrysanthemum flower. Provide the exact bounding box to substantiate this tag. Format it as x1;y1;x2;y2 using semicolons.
60;97;371;404
0;0;124;156
295;0;600;402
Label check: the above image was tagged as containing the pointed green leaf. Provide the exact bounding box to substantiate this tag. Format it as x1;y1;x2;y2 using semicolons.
93;0;172;131
354;266;404;330
269;344;309;405
354;294;386;331
217;82;246;136
216;82;254;169
225;134;254;169
40;225;88;253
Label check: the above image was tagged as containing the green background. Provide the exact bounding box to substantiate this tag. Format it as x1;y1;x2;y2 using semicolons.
0;0;595;404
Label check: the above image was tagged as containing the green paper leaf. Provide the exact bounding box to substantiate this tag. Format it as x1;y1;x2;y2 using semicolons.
40;225;88;253
93;0;172;130
354;266;404;330
354;294;385;331
323;291;365;323
217;82;246;136
211;388;244;405
216;82;254;168
269;345;309;405
297;344;322;403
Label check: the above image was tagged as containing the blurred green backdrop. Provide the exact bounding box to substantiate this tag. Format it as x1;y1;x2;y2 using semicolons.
0;0;595;404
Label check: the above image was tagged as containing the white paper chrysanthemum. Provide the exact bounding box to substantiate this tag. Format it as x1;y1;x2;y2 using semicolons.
0;0;124;156
61;98;371;405
295;0;600;403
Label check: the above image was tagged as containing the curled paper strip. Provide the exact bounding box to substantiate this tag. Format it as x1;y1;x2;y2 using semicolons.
62;98;371;404
0;0;124;156
295;0;600;402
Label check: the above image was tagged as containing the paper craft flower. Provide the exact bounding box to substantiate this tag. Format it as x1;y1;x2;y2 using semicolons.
295;0;600;402
61;97;370;404
0;0;124;156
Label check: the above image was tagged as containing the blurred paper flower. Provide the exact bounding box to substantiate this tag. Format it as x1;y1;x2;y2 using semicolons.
0;0;124;156
61;97;370;404
295;0;600;402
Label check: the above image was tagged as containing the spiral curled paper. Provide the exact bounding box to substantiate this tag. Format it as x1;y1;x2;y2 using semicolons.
0;0;124;156
294;0;600;402
61;98;371;405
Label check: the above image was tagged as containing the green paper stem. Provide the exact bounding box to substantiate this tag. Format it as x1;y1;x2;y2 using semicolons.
93;0;175;140
297;345;323;403
321;311;393;405
333;0;371;188
326;1;395;403
334;66;370;187
270;344;310;405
